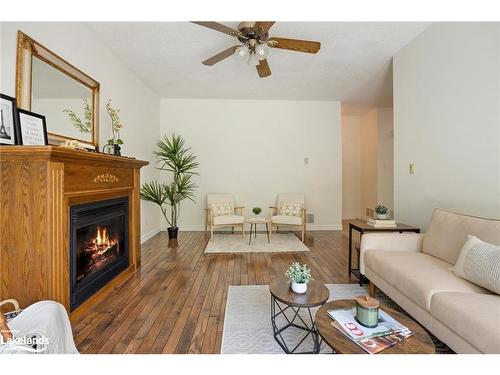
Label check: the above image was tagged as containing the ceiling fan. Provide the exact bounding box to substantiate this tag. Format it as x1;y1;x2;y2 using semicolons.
192;21;321;78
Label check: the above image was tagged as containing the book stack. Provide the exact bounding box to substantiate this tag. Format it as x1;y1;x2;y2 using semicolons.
327;307;413;354
367;218;397;228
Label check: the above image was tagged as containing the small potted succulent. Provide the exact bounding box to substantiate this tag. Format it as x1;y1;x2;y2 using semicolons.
285;262;312;294
375;205;389;220
252;207;262;218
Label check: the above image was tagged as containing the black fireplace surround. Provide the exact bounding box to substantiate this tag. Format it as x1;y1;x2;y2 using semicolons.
69;197;129;310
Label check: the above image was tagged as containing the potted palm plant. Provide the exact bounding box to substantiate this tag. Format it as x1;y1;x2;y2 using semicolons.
140;134;199;239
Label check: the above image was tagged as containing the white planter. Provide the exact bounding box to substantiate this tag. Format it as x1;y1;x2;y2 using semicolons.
291;281;307;294
376;213;387;220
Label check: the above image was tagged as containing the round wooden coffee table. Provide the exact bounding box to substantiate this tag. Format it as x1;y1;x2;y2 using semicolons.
269;279;329;354
316;299;436;354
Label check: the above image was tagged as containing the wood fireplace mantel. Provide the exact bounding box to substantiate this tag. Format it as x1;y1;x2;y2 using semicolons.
0;146;148;319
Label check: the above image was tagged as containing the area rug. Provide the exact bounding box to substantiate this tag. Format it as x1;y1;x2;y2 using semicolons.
204;233;309;254
220;284;453;354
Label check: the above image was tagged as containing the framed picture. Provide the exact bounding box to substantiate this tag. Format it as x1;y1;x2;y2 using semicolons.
17;109;48;145
0;94;19;145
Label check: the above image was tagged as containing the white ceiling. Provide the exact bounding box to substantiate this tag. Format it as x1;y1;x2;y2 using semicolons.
87;22;430;106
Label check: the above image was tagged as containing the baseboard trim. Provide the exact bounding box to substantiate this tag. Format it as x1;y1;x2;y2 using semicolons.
308;224;343;230
342;215;360;220
159;224;342;232
141;226;161;244
161;224;205;231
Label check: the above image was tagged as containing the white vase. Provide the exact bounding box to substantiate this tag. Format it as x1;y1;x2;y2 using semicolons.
291;281;307;294
376;213;387;220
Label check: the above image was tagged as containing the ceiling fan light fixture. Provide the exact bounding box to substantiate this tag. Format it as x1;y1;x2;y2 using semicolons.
236;45;249;57
192;21;321;78
255;44;268;60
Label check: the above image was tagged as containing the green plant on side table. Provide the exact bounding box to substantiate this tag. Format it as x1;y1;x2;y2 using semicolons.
285;262;312;294
252;207;262;217
140;133;199;240
375;205;389;220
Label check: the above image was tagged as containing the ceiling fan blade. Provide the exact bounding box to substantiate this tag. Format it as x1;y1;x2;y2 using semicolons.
267;37;321;54
254;21;275;35
256;59;271;78
202;45;240;66
192;22;243;38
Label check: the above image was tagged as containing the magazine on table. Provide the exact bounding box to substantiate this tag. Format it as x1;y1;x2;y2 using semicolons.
328;307;413;354
327;307;409;341
330;319;413;354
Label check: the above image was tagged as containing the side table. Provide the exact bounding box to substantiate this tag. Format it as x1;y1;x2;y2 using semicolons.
269;279;329;354
246;217;272;245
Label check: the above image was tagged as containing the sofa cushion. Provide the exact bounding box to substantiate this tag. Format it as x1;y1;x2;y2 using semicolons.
423;208;500;264
454;236;500;294
271;215;302;226
430;292;500;354
364;250;488;311
212;215;244;225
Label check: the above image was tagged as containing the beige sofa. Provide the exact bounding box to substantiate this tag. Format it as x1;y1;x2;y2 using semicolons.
360;208;500;354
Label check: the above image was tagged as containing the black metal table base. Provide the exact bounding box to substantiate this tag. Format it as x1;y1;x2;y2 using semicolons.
270;295;321;354
248;222;270;245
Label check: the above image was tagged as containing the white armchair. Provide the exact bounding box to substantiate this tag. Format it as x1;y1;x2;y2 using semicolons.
205;194;245;240
270;193;307;242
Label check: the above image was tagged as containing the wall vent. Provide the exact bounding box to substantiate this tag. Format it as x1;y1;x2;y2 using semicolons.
307;213;315;223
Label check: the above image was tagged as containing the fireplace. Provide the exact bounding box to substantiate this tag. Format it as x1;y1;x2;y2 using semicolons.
69;197;129;310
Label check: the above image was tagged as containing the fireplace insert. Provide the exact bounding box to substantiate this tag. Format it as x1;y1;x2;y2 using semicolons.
69;197;129;310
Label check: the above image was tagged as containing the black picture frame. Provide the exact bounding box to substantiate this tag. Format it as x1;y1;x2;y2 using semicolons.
0;94;20;145
16;109;49;146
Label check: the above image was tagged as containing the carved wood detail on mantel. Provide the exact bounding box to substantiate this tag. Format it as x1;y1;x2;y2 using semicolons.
0;146;148;318
93;173;119;183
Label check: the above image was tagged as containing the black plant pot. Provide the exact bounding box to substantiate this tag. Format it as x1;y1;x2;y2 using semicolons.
167;227;179;239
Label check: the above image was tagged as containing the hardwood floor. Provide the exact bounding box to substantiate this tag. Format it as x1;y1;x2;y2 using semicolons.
72;229;358;353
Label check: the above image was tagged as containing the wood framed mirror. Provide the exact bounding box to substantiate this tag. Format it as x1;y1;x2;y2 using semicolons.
16;31;100;149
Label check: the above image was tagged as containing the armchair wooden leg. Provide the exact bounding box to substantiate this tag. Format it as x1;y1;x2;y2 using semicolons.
277;225;280;233
204;209;209;234
301;224;305;242
269;224;272;242
241;224;245;238
232;226;234;234
369;282;376;297
210;225;214;241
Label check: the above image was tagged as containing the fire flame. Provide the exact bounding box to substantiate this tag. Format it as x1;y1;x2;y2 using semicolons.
93;226;118;255
95;226;110;246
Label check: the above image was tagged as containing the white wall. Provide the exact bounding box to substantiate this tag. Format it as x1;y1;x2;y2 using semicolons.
159;99;342;230
394;23;500;229
360;109;379;214
342;115;361;219
376;108;394;210
343;108;394;219
0;22;161;242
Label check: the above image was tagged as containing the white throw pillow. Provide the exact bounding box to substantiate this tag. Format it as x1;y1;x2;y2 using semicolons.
453;235;500;295
279;202;303;217
210;202;233;217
